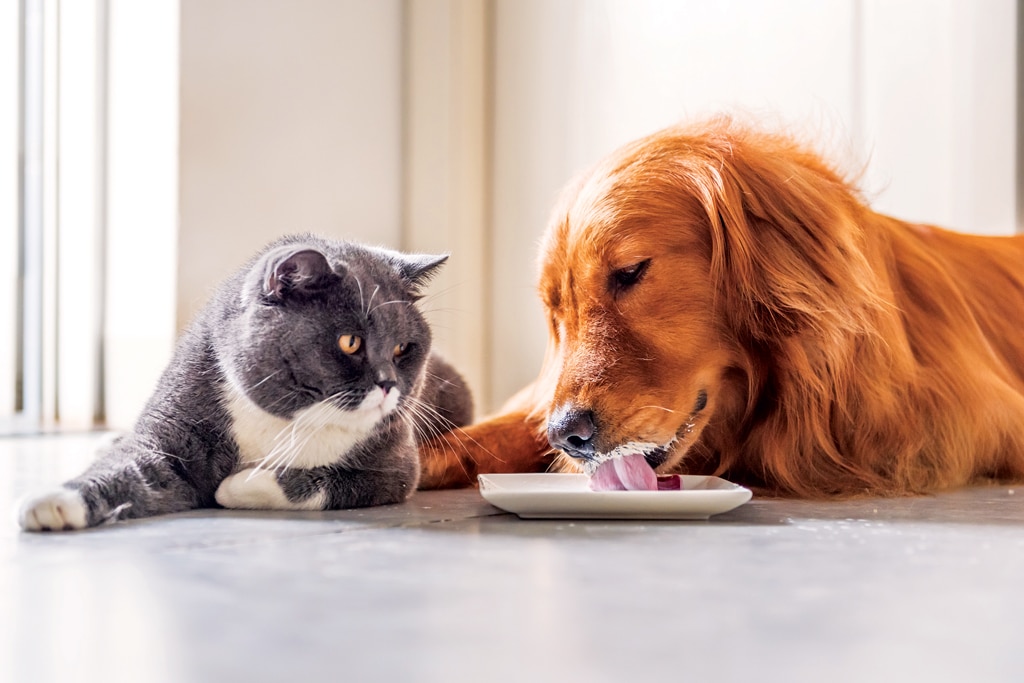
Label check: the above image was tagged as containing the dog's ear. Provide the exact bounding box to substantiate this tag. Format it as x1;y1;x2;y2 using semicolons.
696;137;884;343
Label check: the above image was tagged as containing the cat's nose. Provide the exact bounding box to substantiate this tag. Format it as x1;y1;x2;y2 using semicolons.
375;367;397;394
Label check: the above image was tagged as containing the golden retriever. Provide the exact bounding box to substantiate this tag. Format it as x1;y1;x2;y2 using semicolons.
420;117;1024;497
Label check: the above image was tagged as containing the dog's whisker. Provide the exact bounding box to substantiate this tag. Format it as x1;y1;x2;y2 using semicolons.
637;405;677;414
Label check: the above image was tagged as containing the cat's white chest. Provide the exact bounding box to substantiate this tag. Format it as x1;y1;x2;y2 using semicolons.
222;383;398;471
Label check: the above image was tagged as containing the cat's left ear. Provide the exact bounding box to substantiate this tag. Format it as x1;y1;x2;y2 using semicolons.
263;247;337;302
395;253;448;297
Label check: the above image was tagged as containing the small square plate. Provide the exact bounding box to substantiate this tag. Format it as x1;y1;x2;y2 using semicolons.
478;473;752;520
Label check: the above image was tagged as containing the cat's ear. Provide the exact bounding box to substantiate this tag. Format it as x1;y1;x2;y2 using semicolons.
263;248;336;302
395;253;448;297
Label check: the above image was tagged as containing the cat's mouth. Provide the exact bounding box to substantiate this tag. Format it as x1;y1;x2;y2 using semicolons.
324;386;398;413
350;386;400;418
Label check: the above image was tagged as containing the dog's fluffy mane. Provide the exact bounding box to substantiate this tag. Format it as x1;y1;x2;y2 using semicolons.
627;117;1024;496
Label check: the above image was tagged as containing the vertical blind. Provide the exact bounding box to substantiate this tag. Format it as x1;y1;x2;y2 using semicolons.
5;0;180;434
4;0;109;431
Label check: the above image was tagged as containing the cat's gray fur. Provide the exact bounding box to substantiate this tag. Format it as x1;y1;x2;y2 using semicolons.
18;234;473;530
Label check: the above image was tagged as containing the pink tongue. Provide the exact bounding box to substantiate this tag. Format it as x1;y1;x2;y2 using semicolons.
589;453;658;491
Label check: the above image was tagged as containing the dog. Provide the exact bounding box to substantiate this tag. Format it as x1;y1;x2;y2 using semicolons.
419;117;1024;497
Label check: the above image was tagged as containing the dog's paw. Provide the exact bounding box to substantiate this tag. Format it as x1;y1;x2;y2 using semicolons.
18;489;89;532
417;442;474;490
215;470;326;511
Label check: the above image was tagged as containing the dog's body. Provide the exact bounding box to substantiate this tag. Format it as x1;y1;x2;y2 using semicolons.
421;118;1024;497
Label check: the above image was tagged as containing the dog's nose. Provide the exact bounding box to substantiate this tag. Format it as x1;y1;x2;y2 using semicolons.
547;406;598;456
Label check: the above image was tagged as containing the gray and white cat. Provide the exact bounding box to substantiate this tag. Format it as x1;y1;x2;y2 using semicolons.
17;234;473;531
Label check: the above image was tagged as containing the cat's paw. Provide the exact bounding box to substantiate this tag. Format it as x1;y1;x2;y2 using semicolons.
18;489;89;532
215;470;326;511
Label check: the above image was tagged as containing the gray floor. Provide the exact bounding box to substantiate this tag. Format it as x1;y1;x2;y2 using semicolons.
3;434;1024;683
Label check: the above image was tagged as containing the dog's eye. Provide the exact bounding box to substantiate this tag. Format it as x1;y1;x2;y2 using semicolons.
611;259;651;293
694;389;708;412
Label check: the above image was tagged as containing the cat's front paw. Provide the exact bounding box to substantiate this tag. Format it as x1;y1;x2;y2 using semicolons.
18;489;89;532
215;470;326;511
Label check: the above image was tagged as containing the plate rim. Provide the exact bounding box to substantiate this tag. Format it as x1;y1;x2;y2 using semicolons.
477;472;752;520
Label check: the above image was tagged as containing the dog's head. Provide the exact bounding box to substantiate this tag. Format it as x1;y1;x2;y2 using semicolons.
539;118;884;476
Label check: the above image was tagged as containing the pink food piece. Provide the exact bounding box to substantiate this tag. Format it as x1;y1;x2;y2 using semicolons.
589;453;658;491
589;459;629;491
656;474;682;490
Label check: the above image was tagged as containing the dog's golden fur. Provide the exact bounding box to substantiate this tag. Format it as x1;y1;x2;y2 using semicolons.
420;117;1024;497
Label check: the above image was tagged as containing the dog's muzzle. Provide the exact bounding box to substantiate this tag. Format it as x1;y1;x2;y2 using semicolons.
547;405;671;469
547;405;598;459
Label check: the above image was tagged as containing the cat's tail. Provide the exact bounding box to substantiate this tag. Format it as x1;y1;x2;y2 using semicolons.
17;436;202;531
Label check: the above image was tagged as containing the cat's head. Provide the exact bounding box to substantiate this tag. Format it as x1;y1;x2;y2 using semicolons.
220;237;446;424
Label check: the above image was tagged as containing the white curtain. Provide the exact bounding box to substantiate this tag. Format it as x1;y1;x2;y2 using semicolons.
4;0;179;432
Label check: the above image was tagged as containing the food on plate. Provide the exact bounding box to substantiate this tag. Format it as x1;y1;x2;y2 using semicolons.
656;474;682;490
589;453;682;491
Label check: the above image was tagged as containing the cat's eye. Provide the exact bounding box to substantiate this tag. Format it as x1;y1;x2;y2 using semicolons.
393;342;409;358
339;335;362;354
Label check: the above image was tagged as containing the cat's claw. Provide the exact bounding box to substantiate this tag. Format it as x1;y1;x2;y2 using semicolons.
18;489;89;532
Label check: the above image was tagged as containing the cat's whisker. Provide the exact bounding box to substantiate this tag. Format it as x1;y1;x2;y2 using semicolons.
146;448;186;463
366;284;380;316
401;401;453;446
263;401;335;474
415;283;462;306
403;396;455;428
257;398;338;474
399;401;473;482
445;424;503;465
368;299;410;315
251;370;283;389
326;389;362;409
257;388;312;415
414;306;464;317
259;388;368;475
252;420;299;476
423;370;462;389
397;398;443;438
352;274;367;315
402;395;498;472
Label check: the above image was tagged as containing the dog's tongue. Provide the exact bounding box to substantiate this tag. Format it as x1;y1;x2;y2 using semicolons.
589;453;658;491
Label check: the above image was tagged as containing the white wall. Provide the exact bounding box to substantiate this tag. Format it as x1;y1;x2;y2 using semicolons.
404;0;492;405
178;0;404;329
859;0;1016;235
487;0;1017;409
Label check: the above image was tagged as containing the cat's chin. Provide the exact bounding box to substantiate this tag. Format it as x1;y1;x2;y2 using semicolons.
353;387;401;422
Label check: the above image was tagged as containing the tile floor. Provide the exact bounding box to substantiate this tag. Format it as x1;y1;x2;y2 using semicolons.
3;433;1024;683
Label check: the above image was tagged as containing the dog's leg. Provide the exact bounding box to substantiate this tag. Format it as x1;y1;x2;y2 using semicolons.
417;410;554;489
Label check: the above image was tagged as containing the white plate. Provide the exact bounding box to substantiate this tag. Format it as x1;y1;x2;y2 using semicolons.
478;474;752;520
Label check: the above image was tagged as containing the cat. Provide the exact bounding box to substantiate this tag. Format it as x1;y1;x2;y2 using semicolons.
17;234;473;531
